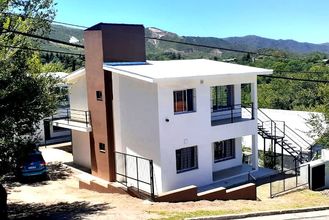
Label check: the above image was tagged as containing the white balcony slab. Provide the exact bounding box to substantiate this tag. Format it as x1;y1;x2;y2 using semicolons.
52;119;92;132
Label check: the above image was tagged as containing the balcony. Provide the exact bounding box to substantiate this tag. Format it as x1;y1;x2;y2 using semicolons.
51;109;92;132
211;103;254;126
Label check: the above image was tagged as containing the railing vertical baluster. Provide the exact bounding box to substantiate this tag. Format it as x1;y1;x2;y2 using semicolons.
150;160;155;201
85;111;88;127
124;154;127;184
231;105;234;123
251;102;254;120
270;175;273;198
67;109;70;123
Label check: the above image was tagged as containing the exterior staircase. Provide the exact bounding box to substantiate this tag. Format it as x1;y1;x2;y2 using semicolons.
256;108;312;165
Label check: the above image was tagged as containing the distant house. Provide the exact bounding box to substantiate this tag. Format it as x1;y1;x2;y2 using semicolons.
52;23;275;201
37;72;71;146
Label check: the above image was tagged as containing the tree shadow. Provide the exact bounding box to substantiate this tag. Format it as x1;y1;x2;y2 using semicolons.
8;201;111;219
2;162;73;189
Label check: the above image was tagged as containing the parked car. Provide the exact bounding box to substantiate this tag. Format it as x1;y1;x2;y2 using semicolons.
18;150;48;178
0;183;7;219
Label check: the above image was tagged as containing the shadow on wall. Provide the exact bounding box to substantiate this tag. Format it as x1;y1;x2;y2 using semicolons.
8;201;111;219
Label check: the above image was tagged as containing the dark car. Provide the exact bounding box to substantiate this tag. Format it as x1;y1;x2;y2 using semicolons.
19;150;48;178
0;183;7;219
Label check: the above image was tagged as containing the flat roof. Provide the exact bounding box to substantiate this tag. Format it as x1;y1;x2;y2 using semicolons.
103;59;273;83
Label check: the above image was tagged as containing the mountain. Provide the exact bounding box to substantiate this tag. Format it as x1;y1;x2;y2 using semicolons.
223;35;329;54
48;24;329;57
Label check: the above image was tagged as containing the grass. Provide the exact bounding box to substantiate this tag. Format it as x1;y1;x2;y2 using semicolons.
149;209;252;220
147;184;329;220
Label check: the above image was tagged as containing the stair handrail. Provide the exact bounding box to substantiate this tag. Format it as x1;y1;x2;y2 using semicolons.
258;108;311;162
284;124;313;150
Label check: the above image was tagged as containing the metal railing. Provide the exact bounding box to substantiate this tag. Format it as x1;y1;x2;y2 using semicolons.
211;102;254;124
51;108;90;127
257;108;312;162
269;163;310;198
115;152;155;200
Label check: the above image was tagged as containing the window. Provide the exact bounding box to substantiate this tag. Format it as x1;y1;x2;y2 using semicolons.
96;91;103;101
214;139;235;162
176;146;198;173
99;143;105;152
211;85;234;111
173;89;195;114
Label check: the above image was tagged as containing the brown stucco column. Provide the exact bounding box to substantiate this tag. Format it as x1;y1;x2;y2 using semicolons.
84;23;146;182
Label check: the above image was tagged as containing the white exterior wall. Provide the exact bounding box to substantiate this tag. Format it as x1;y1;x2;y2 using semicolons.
112;74;162;194
157;75;258;192
72;130;91;169
69;74;88;111
68;73;91;168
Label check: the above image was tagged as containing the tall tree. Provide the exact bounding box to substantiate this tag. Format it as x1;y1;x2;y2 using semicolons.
0;0;59;175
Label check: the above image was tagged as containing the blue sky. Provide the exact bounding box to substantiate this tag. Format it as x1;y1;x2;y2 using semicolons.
55;0;329;44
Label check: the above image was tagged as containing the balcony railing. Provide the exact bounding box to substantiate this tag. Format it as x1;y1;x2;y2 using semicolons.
211;103;254;126
52;108;90;127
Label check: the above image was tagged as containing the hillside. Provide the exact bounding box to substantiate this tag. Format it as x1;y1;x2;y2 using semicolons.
48;24;329;57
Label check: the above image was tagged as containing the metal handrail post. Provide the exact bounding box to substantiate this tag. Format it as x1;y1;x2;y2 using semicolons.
85;111;88;127
150;160;155;201
251;102;254;119
67;109;70;123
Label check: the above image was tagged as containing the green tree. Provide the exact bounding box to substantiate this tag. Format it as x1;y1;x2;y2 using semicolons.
0;0;59;175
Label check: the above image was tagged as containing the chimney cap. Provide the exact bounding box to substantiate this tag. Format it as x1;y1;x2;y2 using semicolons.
85;22;144;31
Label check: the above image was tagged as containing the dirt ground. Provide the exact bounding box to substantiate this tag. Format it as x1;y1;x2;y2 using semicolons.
4;143;329;220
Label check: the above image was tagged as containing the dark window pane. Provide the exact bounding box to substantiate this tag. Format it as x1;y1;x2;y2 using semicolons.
176;146;198;173
214;139;235;162
187;89;194;111
212;85;234;110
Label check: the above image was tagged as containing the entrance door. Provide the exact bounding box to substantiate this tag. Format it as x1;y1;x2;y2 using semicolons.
311;164;325;190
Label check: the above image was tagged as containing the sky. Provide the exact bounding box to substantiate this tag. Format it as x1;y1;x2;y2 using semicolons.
55;0;329;44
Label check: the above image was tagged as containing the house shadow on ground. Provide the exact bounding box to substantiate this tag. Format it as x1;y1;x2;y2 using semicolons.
2;162;73;189
8;201;111;219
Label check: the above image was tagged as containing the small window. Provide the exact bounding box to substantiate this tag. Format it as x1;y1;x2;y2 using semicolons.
176;146;198;173
214;139;235;162
211;85;234;111
99;143;105;152
96;91;102;101
173;89;195;114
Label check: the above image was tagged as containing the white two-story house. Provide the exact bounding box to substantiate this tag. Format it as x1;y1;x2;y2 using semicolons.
52;23;272;199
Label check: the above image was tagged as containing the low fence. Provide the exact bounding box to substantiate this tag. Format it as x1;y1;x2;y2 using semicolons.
115;152;155;200
270;163;310;198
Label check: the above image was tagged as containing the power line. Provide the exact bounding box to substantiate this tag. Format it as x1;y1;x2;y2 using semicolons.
0;44;84;56
2;28;84;48
259;75;329;83
1;12;88;29
2;12;281;57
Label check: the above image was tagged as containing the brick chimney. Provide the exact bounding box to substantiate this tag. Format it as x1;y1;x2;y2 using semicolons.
84;23;146;181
